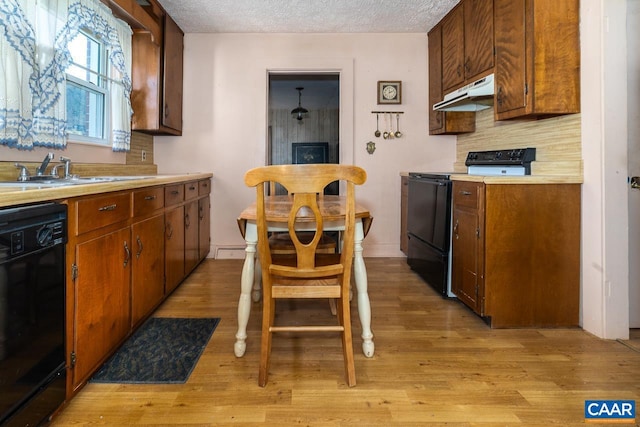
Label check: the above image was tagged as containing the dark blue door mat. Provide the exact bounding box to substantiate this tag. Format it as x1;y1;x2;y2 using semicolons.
91;317;220;384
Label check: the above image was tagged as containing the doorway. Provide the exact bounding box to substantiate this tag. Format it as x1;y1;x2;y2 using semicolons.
267;73;340;171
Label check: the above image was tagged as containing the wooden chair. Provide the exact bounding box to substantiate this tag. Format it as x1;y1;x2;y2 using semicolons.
267;181;337;255
245;164;367;387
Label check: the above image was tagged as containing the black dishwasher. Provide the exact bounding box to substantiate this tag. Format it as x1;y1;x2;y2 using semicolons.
0;203;67;427
406;173;454;297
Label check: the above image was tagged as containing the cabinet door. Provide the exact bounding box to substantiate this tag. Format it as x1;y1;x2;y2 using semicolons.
165;205;185;294
441;5;465;92
494;0;526;116
184;200;199;273
162;14;183;132
198;196;211;261
131;214;165;327
428;25;476;135
428;25;444;133
73;227;131;390
494;0;580;120
452;207;482;313
400;176;408;254
464;0;494;80
451;182;484;315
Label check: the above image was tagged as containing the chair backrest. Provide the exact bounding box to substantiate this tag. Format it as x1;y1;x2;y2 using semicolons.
245;164;366;278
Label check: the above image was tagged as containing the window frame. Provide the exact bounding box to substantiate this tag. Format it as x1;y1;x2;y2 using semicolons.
65;29;112;147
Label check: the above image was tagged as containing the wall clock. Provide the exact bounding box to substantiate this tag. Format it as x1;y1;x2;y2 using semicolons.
377;81;402;104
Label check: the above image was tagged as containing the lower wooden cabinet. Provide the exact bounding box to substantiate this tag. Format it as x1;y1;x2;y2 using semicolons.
451;181;580;327
131;213;165;327
199;195;211;259
165;204;185;294
65;177;211;397
72;226;131;392
400;176;408;254
184;199;199;274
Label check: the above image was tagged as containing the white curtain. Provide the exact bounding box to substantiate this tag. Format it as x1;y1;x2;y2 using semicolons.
0;0;132;151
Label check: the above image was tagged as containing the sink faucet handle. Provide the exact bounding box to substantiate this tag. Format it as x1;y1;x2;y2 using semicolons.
14;163;30;182
58;156;71;178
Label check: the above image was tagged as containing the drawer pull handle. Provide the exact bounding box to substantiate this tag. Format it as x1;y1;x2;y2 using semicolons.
144;195;156;201
136;235;143;259
166;223;173;239
171;190;180;195
188;186;196;191
185;213;191;228
123;241;130;267
98;204;117;212
460;191;472;196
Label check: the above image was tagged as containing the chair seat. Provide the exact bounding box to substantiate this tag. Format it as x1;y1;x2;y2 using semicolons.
268;231;336;254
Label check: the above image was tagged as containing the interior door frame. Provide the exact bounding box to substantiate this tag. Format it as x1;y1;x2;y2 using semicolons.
264;57;355;170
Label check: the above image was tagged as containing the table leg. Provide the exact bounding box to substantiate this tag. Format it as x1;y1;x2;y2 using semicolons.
235;223;257;357
353;220;374;357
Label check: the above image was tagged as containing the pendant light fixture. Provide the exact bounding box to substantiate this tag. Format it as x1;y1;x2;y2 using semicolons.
291;87;309;122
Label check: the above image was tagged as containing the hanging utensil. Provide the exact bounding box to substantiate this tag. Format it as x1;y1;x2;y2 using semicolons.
387;113;394;139
383;113;389;139
375;113;381;138
395;113;402;138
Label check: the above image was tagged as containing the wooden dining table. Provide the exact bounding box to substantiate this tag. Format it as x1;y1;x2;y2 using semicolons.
235;195;374;358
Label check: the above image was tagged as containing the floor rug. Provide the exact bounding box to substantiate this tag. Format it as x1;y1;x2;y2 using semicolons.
91;317;220;384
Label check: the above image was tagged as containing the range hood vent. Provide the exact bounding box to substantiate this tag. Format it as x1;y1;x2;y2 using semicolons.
433;74;495;112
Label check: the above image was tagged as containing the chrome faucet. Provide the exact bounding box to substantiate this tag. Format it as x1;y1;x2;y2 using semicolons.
36;152;54;176
52;156;72;179
14;163;30;182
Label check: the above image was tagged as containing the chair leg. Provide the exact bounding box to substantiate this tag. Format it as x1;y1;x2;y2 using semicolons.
259;294;275;387
337;297;356;387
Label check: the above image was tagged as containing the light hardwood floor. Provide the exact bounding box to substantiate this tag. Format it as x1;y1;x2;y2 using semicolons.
51;258;640;426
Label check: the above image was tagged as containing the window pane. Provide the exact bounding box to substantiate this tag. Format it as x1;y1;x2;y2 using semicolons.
67;32;101;85
66;81;105;139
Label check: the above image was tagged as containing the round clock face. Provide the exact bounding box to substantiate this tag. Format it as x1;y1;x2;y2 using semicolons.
382;85;397;100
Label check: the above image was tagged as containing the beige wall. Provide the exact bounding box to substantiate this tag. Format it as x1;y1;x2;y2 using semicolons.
154;33;458;258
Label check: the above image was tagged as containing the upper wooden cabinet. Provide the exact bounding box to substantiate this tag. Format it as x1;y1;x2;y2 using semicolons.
131;10;184;135
428;23;475;135
494;0;580;120
161;15;184;132
441;0;494;93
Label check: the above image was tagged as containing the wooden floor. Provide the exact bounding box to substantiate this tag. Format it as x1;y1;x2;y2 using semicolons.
51;258;640;426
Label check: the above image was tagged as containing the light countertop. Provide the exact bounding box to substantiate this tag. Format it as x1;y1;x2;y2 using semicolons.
400;172;582;184
0;173;213;208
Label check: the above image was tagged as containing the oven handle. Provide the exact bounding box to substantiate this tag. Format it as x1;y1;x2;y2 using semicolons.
409;176;449;186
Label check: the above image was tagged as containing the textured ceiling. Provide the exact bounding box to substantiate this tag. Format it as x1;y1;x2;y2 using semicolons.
155;0;459;34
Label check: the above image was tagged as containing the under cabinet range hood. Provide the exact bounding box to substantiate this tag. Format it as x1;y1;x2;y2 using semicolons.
433;74;495;112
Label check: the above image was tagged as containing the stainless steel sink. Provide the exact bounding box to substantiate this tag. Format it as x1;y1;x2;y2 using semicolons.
0;176;157;188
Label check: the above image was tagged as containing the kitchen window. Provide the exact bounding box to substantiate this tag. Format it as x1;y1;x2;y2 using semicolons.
66;30;109;145
0;0;132;152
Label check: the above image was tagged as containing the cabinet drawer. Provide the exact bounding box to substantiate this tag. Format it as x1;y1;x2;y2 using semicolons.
75;192;131;235
453;181;482;209
198;179;211;196
165;184;184;207
133;187;164;217
185;181;199;200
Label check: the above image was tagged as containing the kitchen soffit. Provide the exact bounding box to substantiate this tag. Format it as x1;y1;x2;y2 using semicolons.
155;0;459;34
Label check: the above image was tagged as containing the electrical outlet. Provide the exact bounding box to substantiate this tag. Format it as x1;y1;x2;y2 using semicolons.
141;150;146;162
